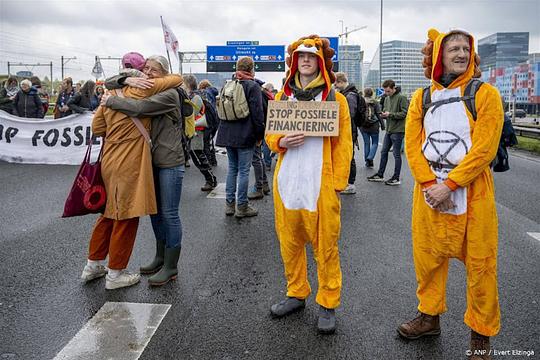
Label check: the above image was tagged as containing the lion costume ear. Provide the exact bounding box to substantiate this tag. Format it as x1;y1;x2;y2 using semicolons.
428;28;440;42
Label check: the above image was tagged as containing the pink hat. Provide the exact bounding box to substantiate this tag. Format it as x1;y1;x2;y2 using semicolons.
122;52;145;71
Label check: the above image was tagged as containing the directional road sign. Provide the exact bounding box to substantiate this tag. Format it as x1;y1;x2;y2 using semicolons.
207;44;285;72
207;61;285;73
207;45;285;62
376;88;385;97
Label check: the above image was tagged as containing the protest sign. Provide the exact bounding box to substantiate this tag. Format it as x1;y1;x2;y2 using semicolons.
265;100;339;137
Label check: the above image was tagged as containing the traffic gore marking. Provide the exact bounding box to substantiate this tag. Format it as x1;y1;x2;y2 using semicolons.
53;302;171;360
265;100;339;137
527;232;540;242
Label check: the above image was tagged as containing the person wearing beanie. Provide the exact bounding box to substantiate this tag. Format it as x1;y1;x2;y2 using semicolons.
122;52;146;71
265;35;352;334
100;54;189;287
83;55;183;290
399;28;503;360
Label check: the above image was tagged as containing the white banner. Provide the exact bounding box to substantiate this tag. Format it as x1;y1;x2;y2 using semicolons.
0;110;102;165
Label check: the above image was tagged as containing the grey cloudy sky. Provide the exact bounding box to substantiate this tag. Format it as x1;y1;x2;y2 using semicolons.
1;0;539;86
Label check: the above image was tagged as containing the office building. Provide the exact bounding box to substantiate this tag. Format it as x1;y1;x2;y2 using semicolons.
477;32;529;72
364;40;429;96
338;45;364;89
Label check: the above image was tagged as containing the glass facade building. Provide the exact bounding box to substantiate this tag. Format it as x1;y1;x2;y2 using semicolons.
478;32;529;72
364;40;429;96
338;45;364;89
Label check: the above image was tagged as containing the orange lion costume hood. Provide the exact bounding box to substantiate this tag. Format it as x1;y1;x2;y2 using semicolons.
283;35;335;100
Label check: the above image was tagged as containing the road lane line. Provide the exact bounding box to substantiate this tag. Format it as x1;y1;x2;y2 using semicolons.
527;232;540;242
53;302;171;360
207;183;227;199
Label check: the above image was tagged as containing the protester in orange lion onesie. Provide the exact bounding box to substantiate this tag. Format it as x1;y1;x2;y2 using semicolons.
399;28;503;360
266;35;352;334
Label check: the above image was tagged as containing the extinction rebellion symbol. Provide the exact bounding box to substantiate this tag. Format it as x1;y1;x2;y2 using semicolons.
422;130;469;168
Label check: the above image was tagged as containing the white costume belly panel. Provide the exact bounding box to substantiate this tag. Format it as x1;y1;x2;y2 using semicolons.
277;93;324;212
422;87;472;215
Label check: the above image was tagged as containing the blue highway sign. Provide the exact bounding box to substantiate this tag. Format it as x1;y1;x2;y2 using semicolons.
326;36;339;62
207;45;285;62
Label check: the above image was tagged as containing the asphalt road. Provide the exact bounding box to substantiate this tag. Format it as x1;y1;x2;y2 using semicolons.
0;148;539;360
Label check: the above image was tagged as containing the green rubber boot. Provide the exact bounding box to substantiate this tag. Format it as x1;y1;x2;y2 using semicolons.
140;240;165;274
148;247;181;286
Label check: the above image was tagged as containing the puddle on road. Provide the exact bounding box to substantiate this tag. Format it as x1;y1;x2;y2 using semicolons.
53;302;170;360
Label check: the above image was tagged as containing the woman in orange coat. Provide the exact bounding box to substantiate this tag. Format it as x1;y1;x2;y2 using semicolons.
80;62;182;290
399;29;503;360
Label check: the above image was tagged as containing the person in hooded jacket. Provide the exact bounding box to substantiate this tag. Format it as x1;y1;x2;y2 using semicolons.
0;76;19;114
266;35;352;334
12;79;44;119
398;28;503;360
334;71;366;194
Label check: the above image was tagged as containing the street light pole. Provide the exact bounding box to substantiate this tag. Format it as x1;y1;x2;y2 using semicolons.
61;56;77;80
379;0;383;87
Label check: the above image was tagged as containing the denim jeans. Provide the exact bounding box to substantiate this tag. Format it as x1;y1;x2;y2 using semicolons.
251;144;268;189
261;140;272;168
377;132;404;179
150;165;184;249
360;130;380;161
226;147;254;205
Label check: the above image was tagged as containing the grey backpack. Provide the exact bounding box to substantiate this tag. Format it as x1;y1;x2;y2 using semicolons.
217;80;250;121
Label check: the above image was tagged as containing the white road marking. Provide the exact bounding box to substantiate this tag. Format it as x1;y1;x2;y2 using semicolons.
207;183;227;199
53;302;171;360
527;232;540;242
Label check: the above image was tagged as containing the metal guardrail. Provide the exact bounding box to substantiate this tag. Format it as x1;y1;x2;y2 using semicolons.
514;126;540;139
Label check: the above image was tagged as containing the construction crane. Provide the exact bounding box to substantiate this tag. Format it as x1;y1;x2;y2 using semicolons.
338;25;367;45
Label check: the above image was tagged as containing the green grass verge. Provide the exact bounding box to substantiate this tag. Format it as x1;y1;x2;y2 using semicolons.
515;135;540;155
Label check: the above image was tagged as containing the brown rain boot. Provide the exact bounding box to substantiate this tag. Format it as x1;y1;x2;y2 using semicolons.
469;330;491;360
234;203;258;218
397;312;441;340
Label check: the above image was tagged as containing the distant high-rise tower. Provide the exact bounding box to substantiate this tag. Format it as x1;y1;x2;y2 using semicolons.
364;40;429;96
478;32;529;72
338;45;364;90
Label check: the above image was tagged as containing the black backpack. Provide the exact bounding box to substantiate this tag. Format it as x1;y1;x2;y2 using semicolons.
422;79;517;172
342;89;366;129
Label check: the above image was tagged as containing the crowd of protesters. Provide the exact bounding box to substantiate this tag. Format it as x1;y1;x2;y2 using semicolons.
1;28;504;358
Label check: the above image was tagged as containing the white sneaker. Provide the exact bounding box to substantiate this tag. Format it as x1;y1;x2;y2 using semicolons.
105;270;141;290
81;264;109;282
341;184;356;195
